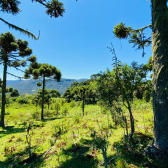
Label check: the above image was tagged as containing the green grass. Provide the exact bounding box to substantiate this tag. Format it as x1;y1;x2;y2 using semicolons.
0;99;165;168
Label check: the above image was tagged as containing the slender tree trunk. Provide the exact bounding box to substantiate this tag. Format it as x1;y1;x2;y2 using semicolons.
102;147;107;168
126;101;134;139
41;76;45;120
151;0;168;152
82;94;85;116
124;116;129;141
0;58;7;127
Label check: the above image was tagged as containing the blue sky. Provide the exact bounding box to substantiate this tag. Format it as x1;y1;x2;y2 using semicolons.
0;0;152;80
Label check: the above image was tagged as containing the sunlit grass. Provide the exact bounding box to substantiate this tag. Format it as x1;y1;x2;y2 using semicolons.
0;99;158;168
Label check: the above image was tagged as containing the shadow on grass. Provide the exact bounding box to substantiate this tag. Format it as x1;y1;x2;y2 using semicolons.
1;138;98;168
0;145;45;168
42;117;62;122
60;138;98;168
0;126;25;138
112;132;164;168
42;116;70;122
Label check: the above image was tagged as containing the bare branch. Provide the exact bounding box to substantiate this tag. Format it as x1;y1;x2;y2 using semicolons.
131;24;152;33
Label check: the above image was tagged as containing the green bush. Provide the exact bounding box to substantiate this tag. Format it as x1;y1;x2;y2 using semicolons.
74;116;80;124
102;107;108;114
80;101;85;109
32;111;40;120
45;109;52;118
16;97;29;104
62;106;68;116
69;101;76;108
76;101;81;107
143;90;151;102
115;157;129;168
55;102;61;116
10;97;17;102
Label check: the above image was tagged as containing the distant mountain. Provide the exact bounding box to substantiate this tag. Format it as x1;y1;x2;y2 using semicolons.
6;78;87;95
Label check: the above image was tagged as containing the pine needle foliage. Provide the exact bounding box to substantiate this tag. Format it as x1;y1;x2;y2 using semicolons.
0;0;65;40
113;22;152;56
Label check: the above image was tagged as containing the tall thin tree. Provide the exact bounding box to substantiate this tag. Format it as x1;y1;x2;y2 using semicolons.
0;32;33;127
24;58;61;120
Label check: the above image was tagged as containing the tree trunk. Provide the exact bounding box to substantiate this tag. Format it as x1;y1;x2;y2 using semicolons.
82;95;85;116
125;116;129;141
126;101;134;139
151;0;168;152
102;147;107;168
0;58;7;127
41;76;45;120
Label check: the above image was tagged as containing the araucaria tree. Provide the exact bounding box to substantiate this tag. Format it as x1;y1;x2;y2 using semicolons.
35;88;51;110
0;32;33;127
0;0;65;39
74;84;88;116
24;58;61;120
73;81;92;116
112;0;168;155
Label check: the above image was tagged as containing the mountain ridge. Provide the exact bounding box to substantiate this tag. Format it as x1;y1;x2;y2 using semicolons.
6;78;87;95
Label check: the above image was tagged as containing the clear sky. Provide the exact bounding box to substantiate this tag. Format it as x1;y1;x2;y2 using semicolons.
0;0;152;80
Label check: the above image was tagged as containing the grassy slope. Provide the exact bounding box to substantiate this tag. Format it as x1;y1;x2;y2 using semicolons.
0;99;163;168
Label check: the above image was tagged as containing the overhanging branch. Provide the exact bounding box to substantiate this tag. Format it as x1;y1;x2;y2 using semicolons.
32;0;47;7
131;24;152;33
7;72;24;79
0;18;40;40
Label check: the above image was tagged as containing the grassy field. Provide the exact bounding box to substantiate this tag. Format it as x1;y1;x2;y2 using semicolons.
0;99;165;168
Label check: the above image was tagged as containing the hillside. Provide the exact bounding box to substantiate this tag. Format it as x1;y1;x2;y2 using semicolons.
6;78;87;95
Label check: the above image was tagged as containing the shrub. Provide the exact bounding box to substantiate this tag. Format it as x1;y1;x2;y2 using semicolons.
46;109;52;118
102;107;108;114
62;106;68;116
143;90;151;102
16;97;29;104
10;89;19;97
80;101;85;109
115;157;129;168
74;116;80;124
55;102;60;116
10;97;17;102
32;111;40;120
76;101;81;107
69;101;76;108
61;98;66;106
